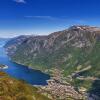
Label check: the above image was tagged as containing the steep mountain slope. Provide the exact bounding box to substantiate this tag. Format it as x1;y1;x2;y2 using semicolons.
4;35;32;56
5;25;100;71
0;71;51;100
5;25;100;99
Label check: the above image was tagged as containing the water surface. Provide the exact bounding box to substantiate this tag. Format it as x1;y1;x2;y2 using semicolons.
0;40;50;85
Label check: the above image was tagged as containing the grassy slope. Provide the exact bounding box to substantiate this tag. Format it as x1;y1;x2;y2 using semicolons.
70;41;100;96
0;71;51;100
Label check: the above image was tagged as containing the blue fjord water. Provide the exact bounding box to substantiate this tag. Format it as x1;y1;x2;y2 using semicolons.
0;40;50;85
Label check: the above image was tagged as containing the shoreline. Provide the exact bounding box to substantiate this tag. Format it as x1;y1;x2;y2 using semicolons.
10;59;51;75
8;58;51;85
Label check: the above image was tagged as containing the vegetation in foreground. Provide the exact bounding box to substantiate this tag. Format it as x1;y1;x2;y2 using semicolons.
0;71;51;100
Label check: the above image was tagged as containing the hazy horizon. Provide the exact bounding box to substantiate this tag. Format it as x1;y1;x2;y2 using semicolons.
0;0;100;37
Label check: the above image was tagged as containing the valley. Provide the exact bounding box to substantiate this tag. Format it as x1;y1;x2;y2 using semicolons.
0;39;50;85
0;0;100;99
0;25;100;100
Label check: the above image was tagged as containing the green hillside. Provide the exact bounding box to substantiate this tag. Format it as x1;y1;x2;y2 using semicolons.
5;25;100;99
0;71;51;100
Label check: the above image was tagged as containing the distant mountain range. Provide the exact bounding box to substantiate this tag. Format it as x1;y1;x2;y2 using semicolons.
0;38;10;47
0;37;10;41
4;25;100;100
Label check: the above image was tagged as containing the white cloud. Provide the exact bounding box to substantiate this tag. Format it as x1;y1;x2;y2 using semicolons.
24;16;69;22
13;0;26;3
24;16;86;24
25;16;55;20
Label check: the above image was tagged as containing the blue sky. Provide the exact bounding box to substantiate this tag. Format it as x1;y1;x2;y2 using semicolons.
0;0;100;37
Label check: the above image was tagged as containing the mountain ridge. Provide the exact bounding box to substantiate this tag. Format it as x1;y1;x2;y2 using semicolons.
4;25;100;70
4;25;100;99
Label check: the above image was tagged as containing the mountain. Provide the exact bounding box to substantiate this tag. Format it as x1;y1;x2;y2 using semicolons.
4;35;33;56
0;38;10;47
5;25;100;71
0;71;51;100
5;25;100;99
0;38;10;41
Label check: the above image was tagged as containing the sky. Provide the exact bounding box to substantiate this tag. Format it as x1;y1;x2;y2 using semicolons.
0;0;100;37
